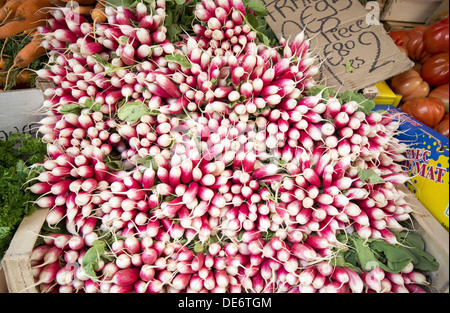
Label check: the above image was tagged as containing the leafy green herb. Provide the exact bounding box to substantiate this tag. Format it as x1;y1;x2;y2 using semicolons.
0;133;46;258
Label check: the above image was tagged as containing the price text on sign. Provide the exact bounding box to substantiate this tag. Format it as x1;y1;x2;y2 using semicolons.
262;0;413;91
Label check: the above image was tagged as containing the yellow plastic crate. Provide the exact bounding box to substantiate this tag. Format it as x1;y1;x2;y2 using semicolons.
374;81;403;107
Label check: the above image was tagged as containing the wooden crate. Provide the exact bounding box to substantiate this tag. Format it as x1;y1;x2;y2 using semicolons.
383;21;426;32
397;185;449;293
34;78;55;96
1;208;49;293
381;0;444;24
1;190;448;293
426;0;449;25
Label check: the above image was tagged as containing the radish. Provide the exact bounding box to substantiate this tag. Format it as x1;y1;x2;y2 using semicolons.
405;284;427;293
252;164;280;179
172;273;192;290
404;271;429;286
34;245;64;268
31;244;52;263
29;1;430;294
112;268;140;286
299;266;316;286
56;263;77;286
25;262;61;292
291;243;317;261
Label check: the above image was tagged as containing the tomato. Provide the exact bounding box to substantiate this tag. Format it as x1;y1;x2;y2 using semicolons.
390;69;430;102
402;97;446;128
406;33;431;63
423;18;449;55
412;25;428;34
429;84;449;113
389;27;427;50
420;53;449;86
388;30;412;48
434;119;449;138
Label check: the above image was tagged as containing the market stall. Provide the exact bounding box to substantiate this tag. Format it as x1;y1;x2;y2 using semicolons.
0;0;448;295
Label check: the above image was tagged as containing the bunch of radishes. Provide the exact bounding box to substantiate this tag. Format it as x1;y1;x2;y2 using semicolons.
27;0;432;293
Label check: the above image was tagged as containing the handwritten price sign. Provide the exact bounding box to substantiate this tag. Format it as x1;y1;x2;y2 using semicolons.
262;0;414;91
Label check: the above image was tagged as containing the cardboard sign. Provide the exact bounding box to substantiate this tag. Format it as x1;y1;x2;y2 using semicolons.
262;0;414;91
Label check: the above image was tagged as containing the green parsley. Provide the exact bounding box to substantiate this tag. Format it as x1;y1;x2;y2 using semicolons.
0;133;46;258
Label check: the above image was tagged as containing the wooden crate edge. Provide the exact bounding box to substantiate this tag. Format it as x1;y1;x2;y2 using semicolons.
399;184;450;293
2;190;448;293
2;208;49;293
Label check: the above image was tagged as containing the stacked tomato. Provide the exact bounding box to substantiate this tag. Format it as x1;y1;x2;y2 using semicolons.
388;18;449;138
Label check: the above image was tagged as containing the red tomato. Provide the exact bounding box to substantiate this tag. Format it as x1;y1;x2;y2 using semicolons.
434;119;449;138
406;32;432;63
429;83;449;113
420;53;449;86
390;69;430;102
402;97;446;128
423;18;449;55
412;25;428;34
388;30;412;48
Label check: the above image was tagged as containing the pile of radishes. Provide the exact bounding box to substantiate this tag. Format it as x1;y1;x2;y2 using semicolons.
27;0;435;293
